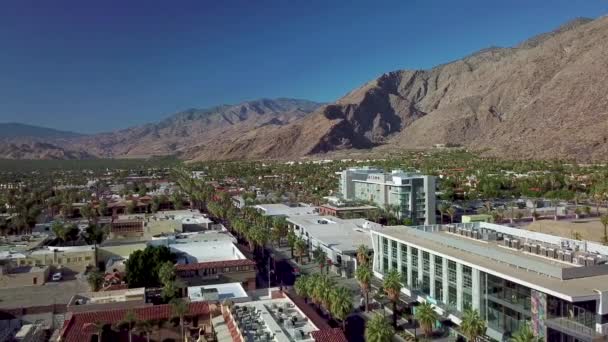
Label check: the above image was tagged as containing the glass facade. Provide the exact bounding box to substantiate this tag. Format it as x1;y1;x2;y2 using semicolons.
481;272;531;335
373;233;602;342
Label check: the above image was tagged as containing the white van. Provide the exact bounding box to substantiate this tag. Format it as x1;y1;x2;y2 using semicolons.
52;272;62;281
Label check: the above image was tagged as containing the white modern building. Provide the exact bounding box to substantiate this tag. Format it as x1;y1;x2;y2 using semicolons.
287;215;380;277
337;167;436;225
371;222;608;341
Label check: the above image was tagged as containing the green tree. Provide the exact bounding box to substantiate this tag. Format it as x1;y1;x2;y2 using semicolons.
356;244;368;266
601;215;608;244
159;261;180;301
295;238;308;264
383;269;402;327
460;308;486;342
446;206;456;224
115;310;138;342
356;264;372;312
330;287;353;331
509;322;542;342
415;302;438;337
135;319;154;342
365;314;394;342
294;275;311;301
287;228;297;258
313;245;327;274
125;246;176;288
170;298;189;342
87;269;104;291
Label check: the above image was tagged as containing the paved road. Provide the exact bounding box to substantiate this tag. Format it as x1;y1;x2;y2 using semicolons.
0;277;89;309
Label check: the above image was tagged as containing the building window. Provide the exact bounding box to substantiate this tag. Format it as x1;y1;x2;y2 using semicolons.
434;256;443;278
448;260;457;284
391;241;398;259
383;238;389;256
85;256;92;261
448;285;457;307
422;251;430;272
411;247;418;270
434;280;443;302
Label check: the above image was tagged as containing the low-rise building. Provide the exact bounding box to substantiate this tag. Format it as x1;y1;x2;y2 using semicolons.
0;264;49;289
287;215;379;277
0;245;96;274
67;287;149;313
255;203;318;217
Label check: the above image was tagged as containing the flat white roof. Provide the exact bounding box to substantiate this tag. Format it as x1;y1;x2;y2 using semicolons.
170;240;244;263
255;204;318;217
188;282;248;302
288;215;377;254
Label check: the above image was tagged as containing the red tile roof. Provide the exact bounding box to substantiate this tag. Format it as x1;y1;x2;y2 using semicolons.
311;328;348;342
60;302;210;342
175;259;256;272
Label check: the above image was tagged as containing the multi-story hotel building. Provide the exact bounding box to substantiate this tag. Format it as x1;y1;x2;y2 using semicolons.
371;222;608;342
337;167;436;225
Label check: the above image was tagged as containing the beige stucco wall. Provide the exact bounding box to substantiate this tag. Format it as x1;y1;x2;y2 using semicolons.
0;266;49;289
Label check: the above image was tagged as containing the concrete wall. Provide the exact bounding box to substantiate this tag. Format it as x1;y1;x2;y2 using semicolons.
13;249;95;273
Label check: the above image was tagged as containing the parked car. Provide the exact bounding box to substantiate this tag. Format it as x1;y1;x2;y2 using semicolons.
52;272;63;281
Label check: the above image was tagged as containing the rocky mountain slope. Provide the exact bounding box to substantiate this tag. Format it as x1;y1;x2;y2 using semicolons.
64;98;323;158
0;141;94;160
185;16;608;161
0;123;83;140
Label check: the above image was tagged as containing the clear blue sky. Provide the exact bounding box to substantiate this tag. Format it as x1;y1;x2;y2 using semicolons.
0;0;606;133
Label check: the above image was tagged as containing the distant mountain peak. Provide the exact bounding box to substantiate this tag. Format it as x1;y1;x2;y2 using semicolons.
0;123;84;139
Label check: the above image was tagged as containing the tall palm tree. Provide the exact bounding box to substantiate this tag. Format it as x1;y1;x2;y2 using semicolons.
438;203;449;224
356;244;368;266
415;302;438;337
171;298;189;341
446;206;456;224
365;314;395;342
287;228;297;258
509;322;542;342
313;245;327;274
460;308;486;342
295;238;308;264
601;215;608;244
294;275;311;302
330;287;353;331
92;321;105;342
383;269;402;327
116;310;138;342
135;320;153;342
356;264;372;312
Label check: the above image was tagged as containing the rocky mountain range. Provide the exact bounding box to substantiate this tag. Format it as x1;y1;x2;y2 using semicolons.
2;16;608;161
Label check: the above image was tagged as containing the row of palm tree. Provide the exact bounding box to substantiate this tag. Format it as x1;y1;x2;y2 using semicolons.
294;274;353;331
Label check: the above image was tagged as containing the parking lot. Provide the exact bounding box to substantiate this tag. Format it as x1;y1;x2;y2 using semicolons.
0;275;90;309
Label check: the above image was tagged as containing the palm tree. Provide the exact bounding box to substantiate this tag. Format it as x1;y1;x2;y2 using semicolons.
294;275;311;302
509;322;542;342
135;320;153;342
287;228;297;258
601;215;608;244
312;275;336;314
365;314;394;342
171;298;189;341
116;310;138;342
438;203;449;224
460;308;486;342
92;321;106;342
356;244;368;266
330;287;353;331
356;264;372;312
446;206;456;223
295;238;308;264
383;269;402;327
87;269;104;291
415;302;438;337
313;245;327;273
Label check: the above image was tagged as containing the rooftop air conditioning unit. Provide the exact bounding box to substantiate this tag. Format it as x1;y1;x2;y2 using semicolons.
503;238;511;247
540;246;547;256
586;256;597;266
546;248;555;259
563;251;573;263
524;243;532;253
511;239;520;250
